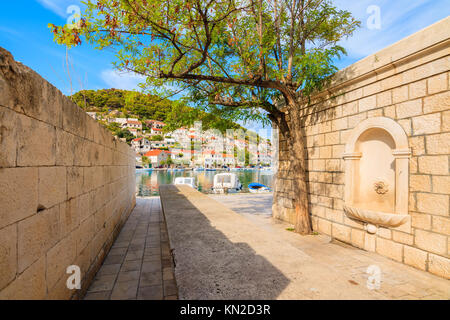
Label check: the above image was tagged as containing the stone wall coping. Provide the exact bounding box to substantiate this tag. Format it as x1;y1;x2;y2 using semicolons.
328;16;450;92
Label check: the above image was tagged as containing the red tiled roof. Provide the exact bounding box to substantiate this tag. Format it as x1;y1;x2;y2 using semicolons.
132;137;143;142
144;150;163;156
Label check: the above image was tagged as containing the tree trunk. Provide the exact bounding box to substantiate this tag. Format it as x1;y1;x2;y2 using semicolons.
272;102;312;235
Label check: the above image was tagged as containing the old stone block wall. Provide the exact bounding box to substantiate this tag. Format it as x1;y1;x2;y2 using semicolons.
0;47;136;299
274;18;449;279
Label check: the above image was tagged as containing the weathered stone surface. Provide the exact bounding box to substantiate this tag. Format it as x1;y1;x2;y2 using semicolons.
60;199;81;236
412;113;441;135
0;106;17;167
428;254;450;279
392;85;409;104
410;175;431;192
0;256;47;300
404;246;427;271
0;224;17;290
426;133;450;155
38;166;67;209
427;73;448;95
432;176;450;194
67;167;83;199
0;167;38;229
0;47;136;299
431;216;450;235
16;113;56;166
396;99;422;119
423;90;450;113
409;79;427;99
331;223;351;243
415;229;447;256
0;48;63;128
418;156;448;175
411;212;432;230
376;237;403;262
350;228;365;249
46;233;77;290
55;129;75;166
18;206;60;273
76;215;94;255
416;193;449;216
358;95;377;112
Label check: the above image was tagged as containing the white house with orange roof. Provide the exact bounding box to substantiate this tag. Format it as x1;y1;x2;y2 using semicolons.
123;120;142;131
131;137;151;154
144;149;170;167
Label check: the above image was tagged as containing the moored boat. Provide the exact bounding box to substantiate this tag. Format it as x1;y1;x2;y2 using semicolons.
212;173;242;194
174;177;197;189
248;182;271;193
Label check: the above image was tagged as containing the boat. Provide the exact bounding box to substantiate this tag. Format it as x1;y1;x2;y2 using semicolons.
212;173;242;194
205;168;217;171
248;182;271;193
193;167;205;171
136;168;153;173
174;177;197;189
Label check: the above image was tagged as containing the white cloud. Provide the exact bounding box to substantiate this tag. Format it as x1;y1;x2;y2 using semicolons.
36;0;82;18
100;69;146;91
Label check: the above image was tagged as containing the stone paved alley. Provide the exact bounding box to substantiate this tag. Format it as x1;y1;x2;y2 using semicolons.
84;198;177;300
85;193;449;300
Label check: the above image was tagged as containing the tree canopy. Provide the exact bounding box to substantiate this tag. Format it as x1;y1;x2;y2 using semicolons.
51;0;359;125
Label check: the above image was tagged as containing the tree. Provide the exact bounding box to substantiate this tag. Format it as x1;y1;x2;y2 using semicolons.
150;134;164;141
50;0;359;234
116;128;135;144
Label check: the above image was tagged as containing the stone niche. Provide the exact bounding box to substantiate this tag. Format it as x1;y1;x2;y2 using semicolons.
343;117;411;234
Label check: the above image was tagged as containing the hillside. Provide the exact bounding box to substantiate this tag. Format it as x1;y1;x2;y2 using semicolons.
70;89;244;134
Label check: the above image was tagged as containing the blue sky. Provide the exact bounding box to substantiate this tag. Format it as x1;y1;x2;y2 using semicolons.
0;1;449;134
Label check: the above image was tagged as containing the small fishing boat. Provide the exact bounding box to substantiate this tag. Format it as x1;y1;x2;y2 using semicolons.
193;167;205;171
248;182;271;193
174;177;197;189
136;168;153;173
205;168;217;171
212;173;242;194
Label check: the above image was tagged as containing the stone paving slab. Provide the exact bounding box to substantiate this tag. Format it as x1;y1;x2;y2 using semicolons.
83;197;178;300
160;185;450;300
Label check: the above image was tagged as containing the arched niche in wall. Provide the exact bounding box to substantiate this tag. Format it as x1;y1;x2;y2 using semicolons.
342;117;411;234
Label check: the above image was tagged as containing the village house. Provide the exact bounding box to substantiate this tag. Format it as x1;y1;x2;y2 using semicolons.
145;119;166;129
144;149;171;167
131;137;152;155
87;112;98;120
123;120;143;131
150;127;163;135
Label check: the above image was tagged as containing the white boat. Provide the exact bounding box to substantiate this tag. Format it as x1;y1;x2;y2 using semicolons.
193;167;205;171
212;173;242;194
174;177;197;189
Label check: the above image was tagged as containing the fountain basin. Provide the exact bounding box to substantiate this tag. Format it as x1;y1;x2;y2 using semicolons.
343;205;409;228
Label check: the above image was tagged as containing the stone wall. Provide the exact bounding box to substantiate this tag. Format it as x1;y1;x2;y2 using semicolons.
273;18;449;279
0;48;136;299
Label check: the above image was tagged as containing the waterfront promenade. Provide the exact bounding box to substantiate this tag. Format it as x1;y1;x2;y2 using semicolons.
84;189;449;300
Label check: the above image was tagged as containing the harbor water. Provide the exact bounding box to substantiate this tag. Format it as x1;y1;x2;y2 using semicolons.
136;169;274;196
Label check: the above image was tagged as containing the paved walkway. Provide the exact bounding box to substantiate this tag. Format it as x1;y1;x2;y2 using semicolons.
161;186;449;300
83;197;177;300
